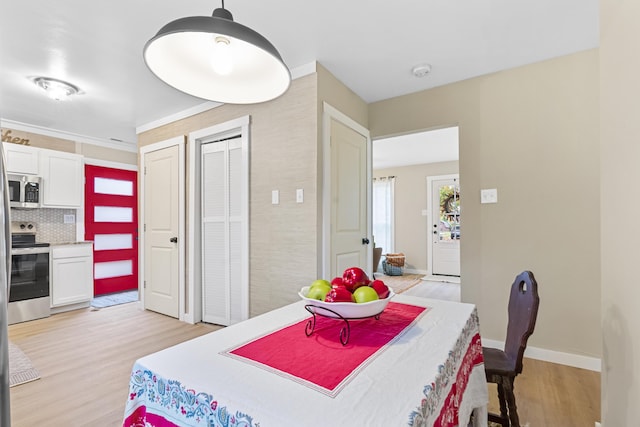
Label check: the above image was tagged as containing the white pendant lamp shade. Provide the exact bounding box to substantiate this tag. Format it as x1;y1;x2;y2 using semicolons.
144;8;291;104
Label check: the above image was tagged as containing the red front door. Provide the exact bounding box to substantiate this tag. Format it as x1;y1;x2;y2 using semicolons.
84;165;138;296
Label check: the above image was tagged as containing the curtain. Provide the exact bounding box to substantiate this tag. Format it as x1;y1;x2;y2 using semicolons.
372;176;395;265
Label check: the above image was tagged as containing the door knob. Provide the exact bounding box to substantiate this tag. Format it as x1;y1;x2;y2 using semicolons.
362;237;370;245
170;237;178;243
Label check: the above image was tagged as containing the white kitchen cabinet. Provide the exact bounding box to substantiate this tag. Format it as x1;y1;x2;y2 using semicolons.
40;148;84;208
50;243;94;309
3;143;40;175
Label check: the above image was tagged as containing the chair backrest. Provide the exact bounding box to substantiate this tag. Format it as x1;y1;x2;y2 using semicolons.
504;270;540;374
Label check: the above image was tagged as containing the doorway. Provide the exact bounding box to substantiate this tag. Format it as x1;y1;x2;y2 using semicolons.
199;135;248;326
84;164;138;296
188;116;250;325
140;136;185;320
427;174;460;277
322;103;372;279
372;126;459;277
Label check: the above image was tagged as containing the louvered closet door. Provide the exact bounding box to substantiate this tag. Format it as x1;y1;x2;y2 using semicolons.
201;138;243;325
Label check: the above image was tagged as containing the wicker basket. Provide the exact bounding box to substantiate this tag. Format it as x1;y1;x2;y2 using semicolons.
382;253;405;276
385;253;405;267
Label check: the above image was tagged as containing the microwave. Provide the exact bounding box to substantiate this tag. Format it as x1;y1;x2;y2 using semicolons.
7;174;41;208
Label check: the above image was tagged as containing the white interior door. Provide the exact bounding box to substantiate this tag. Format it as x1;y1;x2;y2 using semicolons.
143;144;181;318
429;175;460;277
201;137;246;326
330;118;369;277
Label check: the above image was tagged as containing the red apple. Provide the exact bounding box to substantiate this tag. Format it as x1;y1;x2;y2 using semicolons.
325;285;355;303
342;267;369;292
369;279;390;299
331;276;344;287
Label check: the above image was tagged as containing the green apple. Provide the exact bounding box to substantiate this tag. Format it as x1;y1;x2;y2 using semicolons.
310;279;331;290
307;280;332;300
353;286;379;303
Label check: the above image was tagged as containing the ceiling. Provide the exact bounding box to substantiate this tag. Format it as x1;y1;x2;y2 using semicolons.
373;127;459;170
0;1;599;153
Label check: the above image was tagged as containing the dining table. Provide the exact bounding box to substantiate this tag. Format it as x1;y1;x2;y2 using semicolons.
122;293;488;427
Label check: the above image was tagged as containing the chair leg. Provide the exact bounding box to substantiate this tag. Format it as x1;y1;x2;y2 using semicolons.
503;377;520;427
497;383;509;425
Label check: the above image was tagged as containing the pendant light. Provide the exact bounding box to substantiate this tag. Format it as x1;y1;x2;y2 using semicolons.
144;1;291;104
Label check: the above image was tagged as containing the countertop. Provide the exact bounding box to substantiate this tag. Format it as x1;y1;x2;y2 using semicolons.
49;241;93;246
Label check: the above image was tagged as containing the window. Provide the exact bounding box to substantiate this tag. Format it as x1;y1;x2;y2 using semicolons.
372;176;395;267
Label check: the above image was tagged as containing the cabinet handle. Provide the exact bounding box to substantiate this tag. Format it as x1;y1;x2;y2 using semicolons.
170;237;178;243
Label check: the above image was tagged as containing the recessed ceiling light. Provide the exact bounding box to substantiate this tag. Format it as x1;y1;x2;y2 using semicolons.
30;76;82;101
412;64;432;78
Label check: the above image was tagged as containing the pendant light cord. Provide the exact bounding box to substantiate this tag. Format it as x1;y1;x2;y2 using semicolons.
221;0;225;9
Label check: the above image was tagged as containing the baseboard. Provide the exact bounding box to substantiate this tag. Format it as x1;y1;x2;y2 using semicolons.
51;301;91;314
422;274;461;284
404;268;428;275
482;339;601;372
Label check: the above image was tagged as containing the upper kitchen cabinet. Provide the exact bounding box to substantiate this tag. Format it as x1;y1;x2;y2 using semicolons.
3;143;40;175
39;148;83;208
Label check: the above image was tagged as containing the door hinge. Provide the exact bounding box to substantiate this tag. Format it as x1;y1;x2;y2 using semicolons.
144;280;146;289
144;224;146;232
144;166;147;175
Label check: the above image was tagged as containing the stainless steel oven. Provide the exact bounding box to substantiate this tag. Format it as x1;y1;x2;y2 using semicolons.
8;222;50;324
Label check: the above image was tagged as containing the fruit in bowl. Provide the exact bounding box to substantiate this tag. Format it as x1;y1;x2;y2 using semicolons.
299;268;394;319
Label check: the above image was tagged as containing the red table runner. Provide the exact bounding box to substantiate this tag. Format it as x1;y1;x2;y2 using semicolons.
225;302;427;396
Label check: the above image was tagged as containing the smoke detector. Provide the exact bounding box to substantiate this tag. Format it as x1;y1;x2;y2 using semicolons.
412;64;432;78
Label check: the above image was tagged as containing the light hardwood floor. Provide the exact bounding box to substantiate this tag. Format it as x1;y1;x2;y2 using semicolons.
8;303;221;426
407;278;601;426
8;297;600;426
402;278;461;301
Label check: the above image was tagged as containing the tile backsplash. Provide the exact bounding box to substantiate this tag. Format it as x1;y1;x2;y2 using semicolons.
10;208;77;243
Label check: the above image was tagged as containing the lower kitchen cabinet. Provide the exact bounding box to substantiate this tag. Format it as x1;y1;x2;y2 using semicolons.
50;243;94;310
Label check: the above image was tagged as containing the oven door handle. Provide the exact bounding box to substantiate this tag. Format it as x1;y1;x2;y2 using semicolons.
11;247;50;255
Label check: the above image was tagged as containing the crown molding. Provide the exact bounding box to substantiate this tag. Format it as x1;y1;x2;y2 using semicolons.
135;101;223;135
135;61;318;136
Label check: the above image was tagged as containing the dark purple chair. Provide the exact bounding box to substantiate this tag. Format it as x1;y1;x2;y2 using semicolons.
482;271;540;427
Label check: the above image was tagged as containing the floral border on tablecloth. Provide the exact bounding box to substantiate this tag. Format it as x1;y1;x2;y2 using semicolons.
123;366;258;427
407;308;484;427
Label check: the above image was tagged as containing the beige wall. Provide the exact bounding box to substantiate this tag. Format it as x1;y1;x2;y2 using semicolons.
316;63;369;129
139;75;321;317
374;161;459;272
1;127;137;165
78;143;137;165
600;0;640;423
138;65;368;318
2;128;75;152
369;50;601;360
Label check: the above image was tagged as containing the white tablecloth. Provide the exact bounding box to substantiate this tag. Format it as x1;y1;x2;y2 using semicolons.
123;294;488;427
